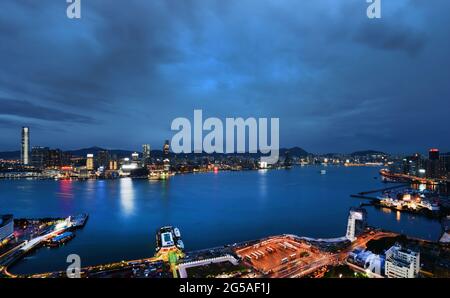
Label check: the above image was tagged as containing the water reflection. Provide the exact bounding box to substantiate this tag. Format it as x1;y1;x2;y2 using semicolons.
120;178;135;216
396;211;401;222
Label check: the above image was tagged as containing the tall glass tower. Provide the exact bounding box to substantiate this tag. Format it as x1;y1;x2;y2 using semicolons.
21;127;30;165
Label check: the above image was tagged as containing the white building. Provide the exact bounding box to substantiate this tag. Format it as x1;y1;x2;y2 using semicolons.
21;127;30;165
385;244;420;278
346;208;367;241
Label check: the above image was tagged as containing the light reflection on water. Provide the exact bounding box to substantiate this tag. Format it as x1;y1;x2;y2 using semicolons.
0;166;442;275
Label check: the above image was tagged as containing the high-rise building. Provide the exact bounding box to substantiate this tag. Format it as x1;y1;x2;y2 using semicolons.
440;153;450;178
86;154;94;171
385;244;420;278
47;149;62;168
163;140;170;157
97;150;110;168
429;148;439;160
142;144;151;166
427;148;441;178
131;152;139;162
31;146;50;169
21;127;30;165
346;208;367;241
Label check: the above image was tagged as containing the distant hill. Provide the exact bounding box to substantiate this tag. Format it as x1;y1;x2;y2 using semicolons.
350;150;387;157
280;147;309;157
1;146;309;159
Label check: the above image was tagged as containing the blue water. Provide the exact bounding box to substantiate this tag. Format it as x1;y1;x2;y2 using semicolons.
0;166;441;274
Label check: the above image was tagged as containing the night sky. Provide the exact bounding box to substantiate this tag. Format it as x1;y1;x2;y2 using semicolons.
0;0;449;154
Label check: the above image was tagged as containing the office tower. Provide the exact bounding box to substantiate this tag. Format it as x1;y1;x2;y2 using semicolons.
97;150;110;168
427;148;441;178
346;207;367;241
163;140;170;156
429;148;439;160
131;152;139;162
109;154;118;170
142;144;151;166
21;127;30;165
31;146;50;169
47;149;62;168
86;154;94;171
385;244;420;278
0;214;14;242
440;153;450;178
61;152;73;167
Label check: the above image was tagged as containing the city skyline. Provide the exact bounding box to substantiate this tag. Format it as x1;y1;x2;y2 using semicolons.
1;1;450;153
1;125;449;157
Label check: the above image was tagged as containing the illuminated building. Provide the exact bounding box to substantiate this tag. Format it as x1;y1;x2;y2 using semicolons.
132;152;139;162
346;207;367;241
440;152;450;178
163;140;170;157
429;148;439;160
109;160;118;171
97;150;110;168
427;148;441;178
0;214;14;242
47;149;63;168
385;244;420;278
21;127;30;165
142;144;151;166
86;154;94;171
31;146;49;169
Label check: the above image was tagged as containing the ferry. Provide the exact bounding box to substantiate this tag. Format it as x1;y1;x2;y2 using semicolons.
156;226;184;252
70;213;89;228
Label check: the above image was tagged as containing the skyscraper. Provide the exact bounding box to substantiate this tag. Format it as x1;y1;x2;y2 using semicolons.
86;154;94;171
31;146;50;169
428;148;441;179
142;144;151;166
21;127;30;165
163;140;170;157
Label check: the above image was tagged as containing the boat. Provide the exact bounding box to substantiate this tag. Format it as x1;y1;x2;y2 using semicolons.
320;170;327;175
177;240;185;250
174;227;181;238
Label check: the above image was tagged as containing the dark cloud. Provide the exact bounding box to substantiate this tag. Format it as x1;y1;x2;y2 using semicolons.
353;23;426;56
0;0;449;152
0;98;95;123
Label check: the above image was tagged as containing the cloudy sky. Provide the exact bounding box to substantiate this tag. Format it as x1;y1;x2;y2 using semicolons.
0;0;449;154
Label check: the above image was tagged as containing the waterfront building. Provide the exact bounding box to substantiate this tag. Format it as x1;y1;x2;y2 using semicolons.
47;149;63;168
31;146;50;169
0;214;14;243
97;150;110;168
21;127;30;165
132;152;140;162
346;208;367;241
385;244;420;278
440;152;450;179
142;144;151;166
109;159;118;171
163;140;170;157
86;154;94;171
427;149;441;179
